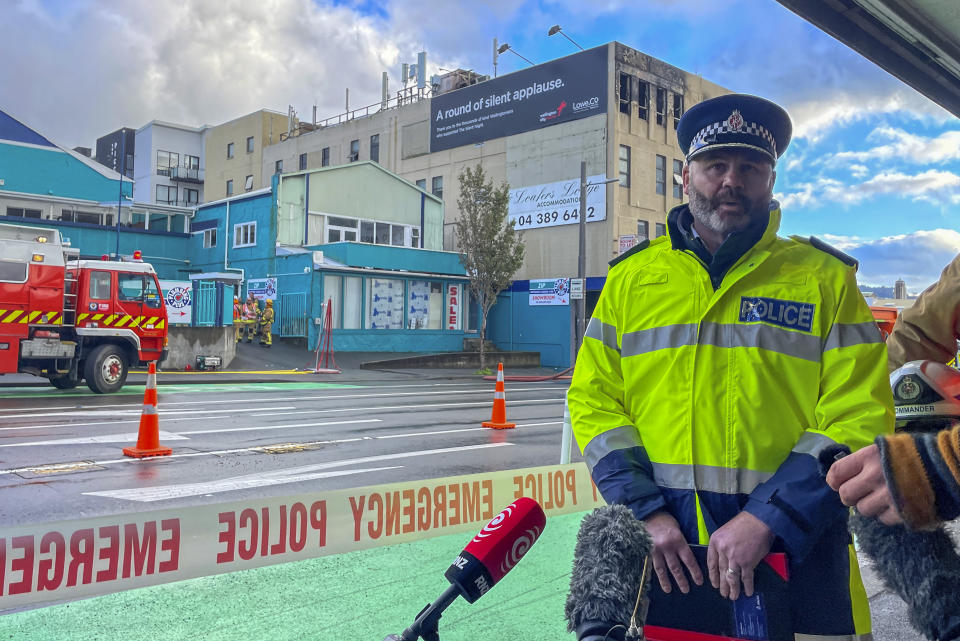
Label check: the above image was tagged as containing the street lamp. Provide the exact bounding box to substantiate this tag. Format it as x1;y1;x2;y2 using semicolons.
576;161;619;352
496;43;536;66
547;25;585;51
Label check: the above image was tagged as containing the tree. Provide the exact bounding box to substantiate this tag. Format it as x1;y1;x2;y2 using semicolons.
455;164;525;371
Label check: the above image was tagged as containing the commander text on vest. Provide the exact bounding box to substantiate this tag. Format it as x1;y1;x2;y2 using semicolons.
568;93;894;640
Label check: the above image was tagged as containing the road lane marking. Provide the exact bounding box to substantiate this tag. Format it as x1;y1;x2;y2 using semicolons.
0;416;233;432
0;430;189;448
0;385;561;415
374;421;561;439
251;398;561;417
82;442;513;502
0;406;296;420
177;418;381;436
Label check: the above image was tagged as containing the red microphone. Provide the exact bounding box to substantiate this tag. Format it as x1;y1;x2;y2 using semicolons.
385;497;546;640
445;496;547;602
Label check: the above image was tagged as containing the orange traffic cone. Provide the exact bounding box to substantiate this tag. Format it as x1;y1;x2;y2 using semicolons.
122;362;172;458
482;362;516;429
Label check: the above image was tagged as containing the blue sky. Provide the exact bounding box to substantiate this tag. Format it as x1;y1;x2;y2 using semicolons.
4;0;959;290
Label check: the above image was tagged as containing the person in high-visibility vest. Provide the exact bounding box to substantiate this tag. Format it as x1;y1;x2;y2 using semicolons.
232;297;243;343
567;93;893;640
259;299;274;347
242;294;259;343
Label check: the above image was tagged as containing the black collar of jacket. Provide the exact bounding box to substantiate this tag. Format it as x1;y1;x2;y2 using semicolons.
667;203;770;289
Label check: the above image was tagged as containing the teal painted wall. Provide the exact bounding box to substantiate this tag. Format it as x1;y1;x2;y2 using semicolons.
0;143;132;201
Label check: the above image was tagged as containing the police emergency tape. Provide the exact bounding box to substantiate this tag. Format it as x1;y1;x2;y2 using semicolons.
0;463;602;610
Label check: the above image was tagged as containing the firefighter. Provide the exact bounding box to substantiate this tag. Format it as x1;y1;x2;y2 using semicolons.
259;299;274;347
567;94;893;639
232;297;243;343
242;294;259;343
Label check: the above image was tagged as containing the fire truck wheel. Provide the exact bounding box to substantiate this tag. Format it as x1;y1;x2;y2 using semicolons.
84;344;128;394
49;374;80;390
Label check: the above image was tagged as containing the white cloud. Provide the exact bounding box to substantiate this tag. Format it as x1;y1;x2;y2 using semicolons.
848;163;869;179
829;126;960;165
842;229;960;291
777;169;960;209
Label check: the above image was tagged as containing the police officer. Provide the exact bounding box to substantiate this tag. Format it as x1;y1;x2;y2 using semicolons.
567;94;893;639
259;299;274;347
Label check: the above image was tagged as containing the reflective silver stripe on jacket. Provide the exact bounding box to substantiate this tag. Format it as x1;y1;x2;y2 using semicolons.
792;430;838;458
583;425;643;472
584;318;619;352
699;322;821;362
650;461;774;495
823;322;882;352
621;324;698;357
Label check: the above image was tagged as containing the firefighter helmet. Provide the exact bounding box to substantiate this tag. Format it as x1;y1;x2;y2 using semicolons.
890;360;960;432
265;299;273;306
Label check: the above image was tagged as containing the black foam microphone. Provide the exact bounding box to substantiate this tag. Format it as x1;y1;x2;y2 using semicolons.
818;443;851;477
384;497;546;641
565;504;654;641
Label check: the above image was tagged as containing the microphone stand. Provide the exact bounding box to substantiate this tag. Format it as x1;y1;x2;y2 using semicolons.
385;585;460;641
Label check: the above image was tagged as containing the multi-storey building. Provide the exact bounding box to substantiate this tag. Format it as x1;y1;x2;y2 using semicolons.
262;42;730;286
95;127;136;179
203;109;292;202
133;120;206;210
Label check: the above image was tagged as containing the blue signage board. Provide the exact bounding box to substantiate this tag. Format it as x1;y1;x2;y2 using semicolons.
430;45;608;152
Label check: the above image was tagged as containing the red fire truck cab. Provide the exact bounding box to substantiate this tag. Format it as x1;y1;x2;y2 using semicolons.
0;223;168;393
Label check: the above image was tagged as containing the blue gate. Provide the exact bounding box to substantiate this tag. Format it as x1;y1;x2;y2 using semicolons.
194;281;218;326
279;292;307;337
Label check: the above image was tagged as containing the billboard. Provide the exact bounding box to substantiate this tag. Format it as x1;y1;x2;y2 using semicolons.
160;280;192;325
508;174;607;230
430;45;607;152
529;278;570;306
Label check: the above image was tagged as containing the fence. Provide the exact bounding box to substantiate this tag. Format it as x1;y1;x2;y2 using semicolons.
279;292;308;337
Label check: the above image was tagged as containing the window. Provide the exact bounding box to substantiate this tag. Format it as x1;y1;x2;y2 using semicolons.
656;87;666;126
366;278;404;329
637;81;649;120
299;153;307;170
244;175;253;191
324;275;342;329
185;188;199;205
391;224;404;246
673;159;683;198
348;139;360;162
415;179;426;190
655;155;666;195
246;136;254;153
655;222;666;238
125;153;134;176
343;276;361;329
360;220;375;243
226;179;234;196
156;184;177;205
321;147;330;167
637;220;649;241
185;155;200;169
370;134;380;163
89;271;111;300
618;72;632;115
431;176;443;199
5;207;41;219
618;145;631;187
407;281;443;329
375;222;391;245
673;94;684;130
275;159;283;174
233;221;256;248
0;260;27;282
118;273;144;302
411;227;421;248
156;150;179;176
227;142;235;159
143;277;162;309
327;216;358;243
203;228;217;248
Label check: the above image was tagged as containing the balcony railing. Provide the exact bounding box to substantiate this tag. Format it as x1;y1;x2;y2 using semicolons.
167;166;204;183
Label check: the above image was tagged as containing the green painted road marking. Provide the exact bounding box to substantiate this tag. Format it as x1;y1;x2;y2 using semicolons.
0;381;361;399
0;511;586;640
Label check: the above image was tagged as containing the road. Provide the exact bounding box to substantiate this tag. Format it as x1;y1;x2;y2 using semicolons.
0;379;572;526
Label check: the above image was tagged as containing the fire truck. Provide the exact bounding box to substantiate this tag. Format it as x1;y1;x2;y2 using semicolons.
0;222;168;393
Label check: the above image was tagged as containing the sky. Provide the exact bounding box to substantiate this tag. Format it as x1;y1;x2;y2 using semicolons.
4;0;960;291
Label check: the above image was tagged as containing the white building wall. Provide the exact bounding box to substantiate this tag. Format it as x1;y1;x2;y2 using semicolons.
134;122;205;206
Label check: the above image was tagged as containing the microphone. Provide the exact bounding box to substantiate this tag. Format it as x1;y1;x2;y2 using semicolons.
565;504;653;641
385;497;546;641
818;443;851;477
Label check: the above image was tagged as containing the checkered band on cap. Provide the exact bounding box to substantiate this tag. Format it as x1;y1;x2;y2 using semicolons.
688;112;778;158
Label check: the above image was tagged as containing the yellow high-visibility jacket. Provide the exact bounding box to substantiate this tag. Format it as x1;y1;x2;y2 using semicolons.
569;204;894;640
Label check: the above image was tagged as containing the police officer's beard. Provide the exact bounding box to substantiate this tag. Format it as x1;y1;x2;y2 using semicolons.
688;185;770;237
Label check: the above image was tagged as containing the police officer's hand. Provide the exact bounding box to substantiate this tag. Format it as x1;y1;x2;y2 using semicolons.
826;444;902;526
707;511;774;601
643;510;704;594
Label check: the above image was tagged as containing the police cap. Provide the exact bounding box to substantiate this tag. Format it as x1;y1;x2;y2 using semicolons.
677;93;792;165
